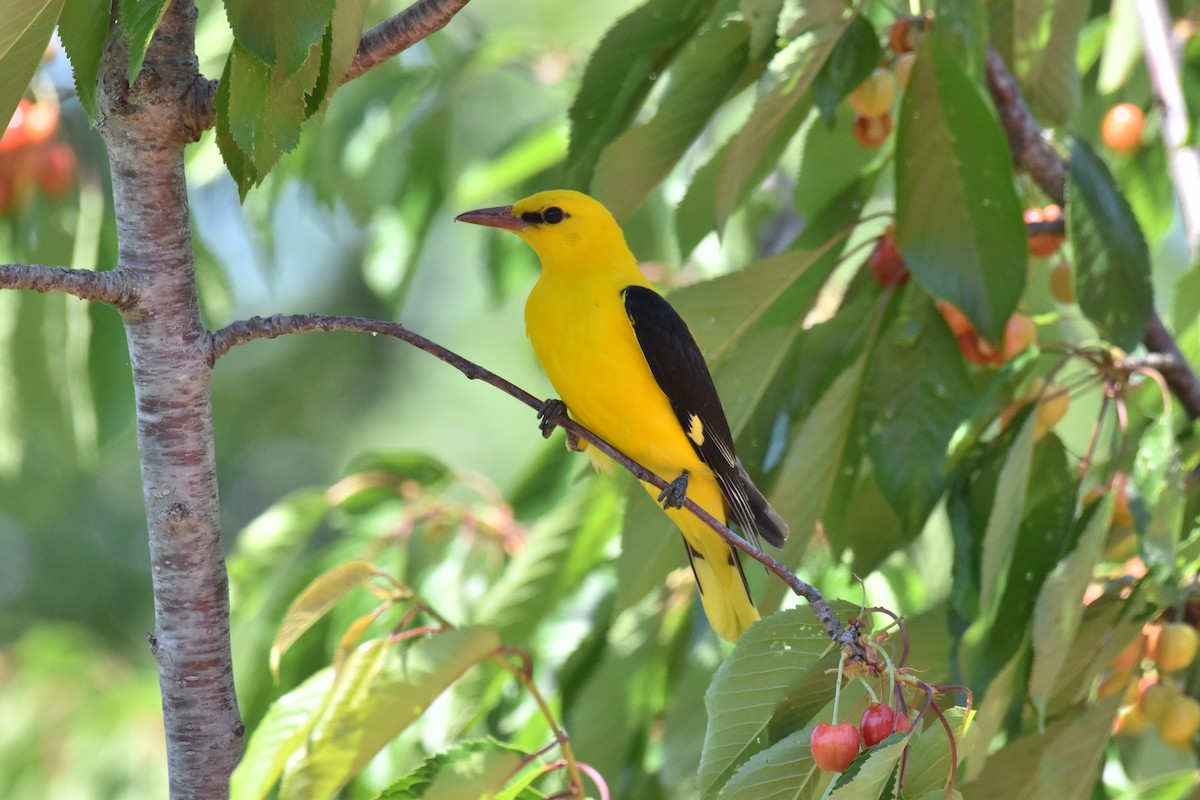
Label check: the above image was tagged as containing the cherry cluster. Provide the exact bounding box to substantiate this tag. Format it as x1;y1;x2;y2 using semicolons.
810;701;911;773
0;98;76;214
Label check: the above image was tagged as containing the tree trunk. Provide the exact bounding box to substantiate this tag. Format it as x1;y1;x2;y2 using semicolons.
96;1;242;796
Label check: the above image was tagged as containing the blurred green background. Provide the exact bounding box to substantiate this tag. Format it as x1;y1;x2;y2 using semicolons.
1;1;665;794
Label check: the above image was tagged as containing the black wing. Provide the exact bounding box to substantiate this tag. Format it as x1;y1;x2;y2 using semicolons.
623;286;787;547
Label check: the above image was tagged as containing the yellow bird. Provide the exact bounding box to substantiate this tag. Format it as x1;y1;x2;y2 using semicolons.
456;190;787;642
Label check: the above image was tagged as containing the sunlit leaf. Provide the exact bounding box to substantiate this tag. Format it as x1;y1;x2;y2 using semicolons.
1067;137;1154;351
827;733;908;797
271;560;379;679
374;739;531;800
895;39;1026;343
901;707;975;798
991;0;1088;124
742;0;785;59
225;0;335;74
58;0;108;118
231;668;336;800
566;0;718;190
0;0;65;130
117;0;168;81
592;20;751;221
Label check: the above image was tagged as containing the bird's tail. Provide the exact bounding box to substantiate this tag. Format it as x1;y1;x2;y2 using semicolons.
663;496;759;642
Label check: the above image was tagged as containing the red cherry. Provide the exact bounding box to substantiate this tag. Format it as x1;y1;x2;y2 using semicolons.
860;703;897;747
0;100;31;153
853;113;893;148
893;711;910;733
867;226;909;286
810;721;861;772
37;141;76;198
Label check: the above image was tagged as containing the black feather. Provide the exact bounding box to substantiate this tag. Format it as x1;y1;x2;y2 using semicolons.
623;286;788;547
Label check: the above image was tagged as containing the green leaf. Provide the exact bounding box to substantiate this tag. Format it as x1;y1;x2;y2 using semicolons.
270;560;379;679
961;697;1121;799
810;16;879;126
1096;0;1141;95
991;0;1088;125
58;0;109;118
117;0;168;81
614;479;678;617
220;40;321;196
901;707;975;798
676;140;728;256
225;0;335;74
793;105;876;220
0;0;65;131
976;410;1036;624
715;728;821;799
715;9;850;227
320;0;371;109
285;628;502;799
1067;137;1154;351
231;668;337;800
827;733;909;798
742;0;786;59
970;435;1075;693
698;607;846;797
475;478;621;644
760;354;868;611
1028;495;1113;716
865;292;977;535
566;0;718;190
373;740;530;800
1133;411;1187;577
592;20;751;221
895;40;1026;343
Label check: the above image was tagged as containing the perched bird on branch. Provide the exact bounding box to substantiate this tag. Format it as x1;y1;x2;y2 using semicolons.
456;190;787;642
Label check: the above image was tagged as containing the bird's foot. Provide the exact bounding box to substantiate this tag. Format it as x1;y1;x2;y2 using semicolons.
565;430;585;452
657;471;690;510
537;398;568;439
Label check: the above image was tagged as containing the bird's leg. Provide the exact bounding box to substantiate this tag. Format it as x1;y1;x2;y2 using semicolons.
657;470;690;509
537;398;568;438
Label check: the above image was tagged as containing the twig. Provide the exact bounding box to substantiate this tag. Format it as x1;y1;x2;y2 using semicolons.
1135;0;1200;258
208;313;864;655
0;263;138;307
984;47;1200;422
984;47;1066;204
342;0;473;83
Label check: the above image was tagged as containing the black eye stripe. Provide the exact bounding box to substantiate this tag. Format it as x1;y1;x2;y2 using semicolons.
520;206;570;226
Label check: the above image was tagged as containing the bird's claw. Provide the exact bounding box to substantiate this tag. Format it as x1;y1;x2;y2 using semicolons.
657;471;690;509
537;398;567;439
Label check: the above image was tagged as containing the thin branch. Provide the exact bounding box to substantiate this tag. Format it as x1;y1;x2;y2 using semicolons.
1135;0;1200;258
0;263;138;307
342;0;473;84
209;313;864;656
984;46;1200;421
985;46;1066;204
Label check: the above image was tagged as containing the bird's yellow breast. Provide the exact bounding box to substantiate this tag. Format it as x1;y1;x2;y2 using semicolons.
524;273;708;482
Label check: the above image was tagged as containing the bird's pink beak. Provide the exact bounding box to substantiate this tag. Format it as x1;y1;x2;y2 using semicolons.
454;205;528;231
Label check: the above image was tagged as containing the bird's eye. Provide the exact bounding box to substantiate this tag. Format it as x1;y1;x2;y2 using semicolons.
543;206;565;224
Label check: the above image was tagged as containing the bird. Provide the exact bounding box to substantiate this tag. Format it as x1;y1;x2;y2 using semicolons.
456;190;788;642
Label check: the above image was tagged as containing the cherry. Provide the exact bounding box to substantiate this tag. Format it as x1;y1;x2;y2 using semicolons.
860;703;897;747
1102;103;1144;155
1025;204;1064;257
867;226;908;286
849;68;898;117
810;721;861;772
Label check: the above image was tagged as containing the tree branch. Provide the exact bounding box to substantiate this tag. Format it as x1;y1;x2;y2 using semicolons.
342;0;473;83
984;46;1200;421
1135;0;1200;259
0;263;139;306
210;313;864;655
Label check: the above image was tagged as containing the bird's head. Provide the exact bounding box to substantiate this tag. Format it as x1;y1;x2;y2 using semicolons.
456;190;634;274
